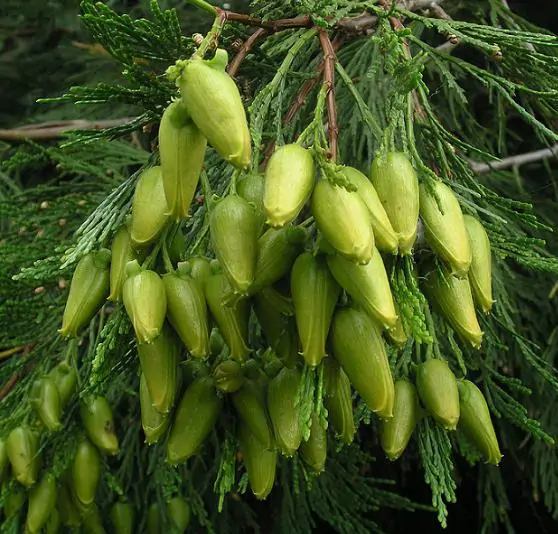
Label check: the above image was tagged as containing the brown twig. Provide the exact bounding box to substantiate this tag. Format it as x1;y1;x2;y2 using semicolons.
0;371;22;401
318;30;339;162
218;10;312;33
227;27;269;77
0;346;26;361
0;344;34;402
261;35;345;165
0;118;136;141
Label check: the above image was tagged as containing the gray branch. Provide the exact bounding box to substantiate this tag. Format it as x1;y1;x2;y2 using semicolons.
0;118;136;141
469;144;558;173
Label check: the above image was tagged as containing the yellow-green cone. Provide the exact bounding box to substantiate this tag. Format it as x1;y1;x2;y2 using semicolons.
370;152;419;255
159;100;207;221
80;396;119;455
458;379;502;465
330;307;395;419
416;359;460;430
210;195;258;295
122;260;167;344
80;505;105;534
137;325;180;414
213;360;244;393
29;376;63;432
326;249;397;329
238;173;266;235
57;480;82;527
204;274;251;363
6;426;40;487
167;376;223;464
249;226;307;295
147;503;162;534
464;215;495;314
291;252;341;367
108;225;138;302
311;179;374;265
163;269;209;358
323;358;355;445
176;50;251;169
59;249;111;338
140;373;170;445
380;380;419;461
239;423;277;500
341;166;398;254
110;501;135;534
184;256;212;281
253;286;299;366
267;366;303;456
72;439;101;508
45;506;61;534
424;266;483;349
167;496;191;532
48;361;78;409
26;473;57;534
4;481;26;518
130;166;170;249
387;303;408;347
232;379;274;449
264;144;315;228
419;181;471;277
300;413;327;474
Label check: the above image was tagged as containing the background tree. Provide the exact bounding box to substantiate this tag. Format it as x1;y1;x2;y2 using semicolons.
1;1;558;533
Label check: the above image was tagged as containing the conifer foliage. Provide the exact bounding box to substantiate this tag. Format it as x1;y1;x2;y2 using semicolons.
1;1;558;533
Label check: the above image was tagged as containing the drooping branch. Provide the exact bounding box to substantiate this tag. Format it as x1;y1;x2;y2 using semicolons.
318;30;339;162
221;12;312;32
469;145;558;173
227;27;268;77
188;0;447;39
0;118;136;141
261;35;345;164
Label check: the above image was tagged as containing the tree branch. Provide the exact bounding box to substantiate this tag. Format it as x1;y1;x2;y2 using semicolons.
318;30;339;162
220;11;312;32
0;344;34;401
469;145;558;174
0;118;136;141
227;27;268;77
261;35;345;165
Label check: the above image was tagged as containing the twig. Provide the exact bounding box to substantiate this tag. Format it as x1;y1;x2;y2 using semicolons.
196;10;228;58
221;11;312;32
227;27;268;77
0;346;26;361
0;344;34;401
318;30;339;162
381;1;428;123
188;0;445;41
0;118;136;141
336;13;378;33
469;144;558;173
284;36;344;125
0;371;22;401
262;35;345;164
